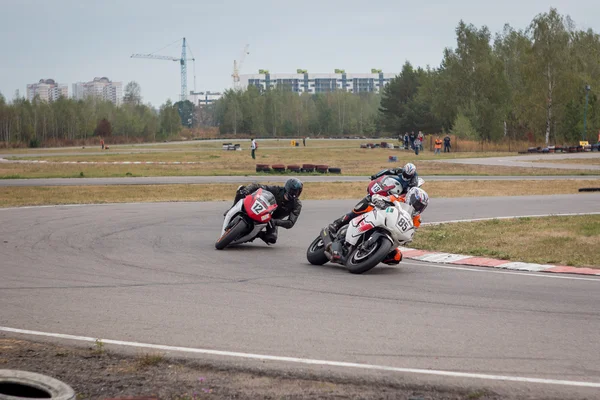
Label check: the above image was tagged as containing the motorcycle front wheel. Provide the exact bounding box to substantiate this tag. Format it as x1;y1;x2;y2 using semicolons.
346;236;393;274
215;217;249;250
306;236;329;265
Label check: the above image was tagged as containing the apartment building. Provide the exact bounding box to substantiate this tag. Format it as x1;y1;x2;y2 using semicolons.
239;70;396;94
72;77;123;106
26;79;68;102
188;91;222;106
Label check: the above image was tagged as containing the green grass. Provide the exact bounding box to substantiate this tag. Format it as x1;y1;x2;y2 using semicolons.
413;215;600;268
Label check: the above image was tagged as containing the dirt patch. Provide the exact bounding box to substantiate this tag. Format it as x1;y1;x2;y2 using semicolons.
0;338;503;400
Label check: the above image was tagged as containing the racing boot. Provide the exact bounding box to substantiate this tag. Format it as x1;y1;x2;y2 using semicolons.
257;231;276;245
328;213;354;234
382;248;403;265
330;240;345;263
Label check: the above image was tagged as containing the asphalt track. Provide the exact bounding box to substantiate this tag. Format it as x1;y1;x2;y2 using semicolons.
2;194;600;398
1;175;600;187
436;152;600;171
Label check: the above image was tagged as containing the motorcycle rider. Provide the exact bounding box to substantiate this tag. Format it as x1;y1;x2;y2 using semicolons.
226;178;303;245
327;163;420;234
329;186;430;265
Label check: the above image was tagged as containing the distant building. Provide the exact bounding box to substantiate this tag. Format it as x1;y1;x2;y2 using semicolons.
72;77;123;106
239;70;396;94
188;91;222;106
26;79;68;102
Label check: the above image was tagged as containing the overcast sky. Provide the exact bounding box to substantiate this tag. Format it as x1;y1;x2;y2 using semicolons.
1;0;598;107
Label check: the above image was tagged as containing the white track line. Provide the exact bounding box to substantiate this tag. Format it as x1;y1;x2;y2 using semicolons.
1;327;599;388
402;261;600;282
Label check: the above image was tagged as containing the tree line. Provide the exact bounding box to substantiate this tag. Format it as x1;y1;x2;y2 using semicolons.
215;8;600;144
214;85;381;137
1;8;599;146
379;8;600;144
0;82;183;147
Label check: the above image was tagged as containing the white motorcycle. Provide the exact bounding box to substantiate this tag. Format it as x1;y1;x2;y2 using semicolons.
306;197;417;274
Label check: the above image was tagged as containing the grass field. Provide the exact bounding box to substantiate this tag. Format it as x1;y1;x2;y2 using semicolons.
2;146;599;178
413;215;600;268
1;179;598;207
532;157;600;165
1;139;362;153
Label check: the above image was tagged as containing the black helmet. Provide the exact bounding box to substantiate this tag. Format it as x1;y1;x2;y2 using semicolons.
284;178;303;199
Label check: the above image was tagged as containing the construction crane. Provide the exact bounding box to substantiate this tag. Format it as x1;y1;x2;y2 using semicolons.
131;37;196;102
232;44;250;90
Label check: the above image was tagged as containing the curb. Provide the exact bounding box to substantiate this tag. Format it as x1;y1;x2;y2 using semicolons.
399;246;600;276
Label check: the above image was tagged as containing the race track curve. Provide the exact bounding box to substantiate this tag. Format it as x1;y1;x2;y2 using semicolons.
1;194;600;399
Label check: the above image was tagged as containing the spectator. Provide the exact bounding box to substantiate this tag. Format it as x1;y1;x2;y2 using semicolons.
417;131;424;151
414;135;421;155
409;131;415;149
434;136;443;155
100;138;104;150
251;138;257;159
403;132;409;150
444;135;451;153
303;137;306;147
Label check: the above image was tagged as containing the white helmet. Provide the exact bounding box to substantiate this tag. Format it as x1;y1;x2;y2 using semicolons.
401;163;416;182
405;187;429;216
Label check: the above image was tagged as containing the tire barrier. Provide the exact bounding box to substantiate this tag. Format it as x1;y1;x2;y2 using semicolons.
301;164;315;173
0;370;76;400
255;164;271;173
526;145;590;153
315;165;329;173
255;164;342;174
579;188;600;192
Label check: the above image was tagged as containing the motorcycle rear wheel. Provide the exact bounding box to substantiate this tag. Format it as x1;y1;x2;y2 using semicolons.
215;218;248;250
306;236;329;265
346;236;393;274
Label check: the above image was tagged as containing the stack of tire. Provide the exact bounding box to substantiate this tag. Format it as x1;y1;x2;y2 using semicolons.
255;164;342;174
302;164;315;172
256;164;271;173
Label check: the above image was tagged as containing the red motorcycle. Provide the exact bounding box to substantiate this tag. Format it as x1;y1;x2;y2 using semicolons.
367;175;425;196
215;188;278;250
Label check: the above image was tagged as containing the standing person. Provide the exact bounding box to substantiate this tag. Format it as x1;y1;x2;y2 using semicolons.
444;135;451;153
414;135;421;155
409;131;415;150
403;132;409;150
434;136;443;155
251;138;257;159
303;137;306;147
417;131;424;151
100;138;104;150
